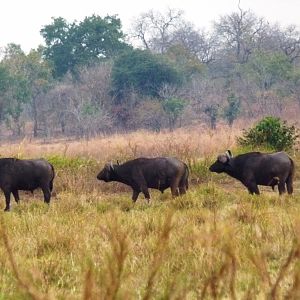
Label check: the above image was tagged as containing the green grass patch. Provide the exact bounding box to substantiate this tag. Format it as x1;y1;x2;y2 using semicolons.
46;154;97;170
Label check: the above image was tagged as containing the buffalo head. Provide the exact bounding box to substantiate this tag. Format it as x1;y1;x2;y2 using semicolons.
209;150;233;173
97;162;115;182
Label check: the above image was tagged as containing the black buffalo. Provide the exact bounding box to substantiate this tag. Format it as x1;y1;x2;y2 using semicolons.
209;150;294;195
0;158;55;211
97;157;189;202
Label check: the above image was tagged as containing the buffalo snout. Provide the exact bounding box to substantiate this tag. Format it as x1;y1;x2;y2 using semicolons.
96;168;110;182
97;172;105;181
209;161;224;173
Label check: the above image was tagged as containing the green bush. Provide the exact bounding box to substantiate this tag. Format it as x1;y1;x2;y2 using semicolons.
237;116;298;151
46;155;96;170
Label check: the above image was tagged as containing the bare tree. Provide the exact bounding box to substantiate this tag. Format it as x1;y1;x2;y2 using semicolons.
172;23;218;64
281;26;300;63
37;63;114;138
129;99;166;131
181;75;226;128
36;83;73;137
214;6;268;63
75;62;113;109
265;25;300;63
131;8;184;53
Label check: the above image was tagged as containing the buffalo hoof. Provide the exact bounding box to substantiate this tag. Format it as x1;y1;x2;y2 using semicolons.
4;207;10;212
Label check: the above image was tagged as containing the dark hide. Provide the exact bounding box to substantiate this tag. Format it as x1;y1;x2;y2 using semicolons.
0;158;55;211
209;151;294;195
97;157;189;202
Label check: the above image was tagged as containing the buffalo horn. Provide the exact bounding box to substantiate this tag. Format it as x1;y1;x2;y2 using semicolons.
225;150;232;158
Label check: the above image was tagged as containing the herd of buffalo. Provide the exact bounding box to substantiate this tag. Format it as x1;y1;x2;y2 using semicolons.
0;150;295;211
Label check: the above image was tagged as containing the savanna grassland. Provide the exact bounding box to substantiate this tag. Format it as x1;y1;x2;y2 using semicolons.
1;126;300;299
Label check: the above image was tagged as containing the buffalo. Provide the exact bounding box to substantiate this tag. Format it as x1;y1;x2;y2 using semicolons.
97;157;189;202
209;150;294;195
0;158;55;211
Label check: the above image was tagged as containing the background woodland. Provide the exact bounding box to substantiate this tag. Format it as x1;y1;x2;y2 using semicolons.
1;7;300;139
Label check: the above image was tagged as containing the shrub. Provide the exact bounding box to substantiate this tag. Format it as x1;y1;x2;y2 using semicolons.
224;93;240;126
46;155;96;170
237;116;298;151
162;97;186;130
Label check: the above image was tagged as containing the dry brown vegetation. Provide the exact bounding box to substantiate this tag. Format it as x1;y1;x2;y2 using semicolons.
0;125;300;299
0;124;242;161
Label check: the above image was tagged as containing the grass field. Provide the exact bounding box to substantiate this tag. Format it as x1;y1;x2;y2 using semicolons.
0;126;300;299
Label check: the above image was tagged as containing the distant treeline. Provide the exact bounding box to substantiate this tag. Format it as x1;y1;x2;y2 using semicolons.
0;8;300;138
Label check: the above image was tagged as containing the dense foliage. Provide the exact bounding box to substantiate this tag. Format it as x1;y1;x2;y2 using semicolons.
40;15;130;78
237;116;299;151
111;49;183;99
1;8;300;138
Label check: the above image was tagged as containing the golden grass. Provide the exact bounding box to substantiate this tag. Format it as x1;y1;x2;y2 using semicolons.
0;125;299;299
1;189;300;299
0;124;241;162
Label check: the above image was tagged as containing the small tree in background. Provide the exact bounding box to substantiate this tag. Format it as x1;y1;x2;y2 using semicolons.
237;116;298;151
0;64;10;120
204;104;219;130
162;97;185;131
224;93;240;126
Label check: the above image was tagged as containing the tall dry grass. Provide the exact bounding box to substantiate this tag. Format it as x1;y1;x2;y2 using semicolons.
0;124;299;299
0;124;241;162
1;188;300;299
0;125;243;194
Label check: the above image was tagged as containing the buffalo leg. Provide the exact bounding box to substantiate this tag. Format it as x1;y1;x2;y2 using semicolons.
179;186;186;195
179;177;187;195
49;180;54;192
170;176;181;197
3;190;11;211
278;181;286;195
286;174;294;194
12;190;20;203
41;186;51;204
140;185;150;202
132;173;150;202
132;190;140;202
179;173;188;195
247;183;260;195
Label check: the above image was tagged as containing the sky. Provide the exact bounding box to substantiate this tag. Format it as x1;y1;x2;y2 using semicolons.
1;0;300;53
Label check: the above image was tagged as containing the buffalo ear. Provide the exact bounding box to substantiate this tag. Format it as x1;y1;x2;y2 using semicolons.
218;155;228;163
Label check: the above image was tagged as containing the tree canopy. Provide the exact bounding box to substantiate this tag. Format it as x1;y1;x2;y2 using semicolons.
111;49;183;100
40;15;130;78
1;8;300;137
